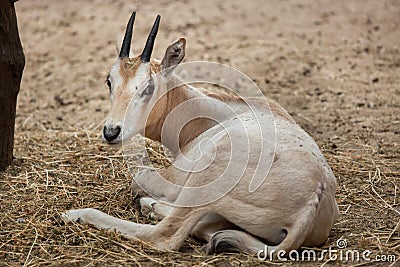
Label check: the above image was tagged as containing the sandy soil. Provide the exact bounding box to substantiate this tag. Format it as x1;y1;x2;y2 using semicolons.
0;0;399;266
14;0;400;145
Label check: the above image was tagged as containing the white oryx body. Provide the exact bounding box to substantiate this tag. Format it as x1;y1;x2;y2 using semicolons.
62;12;338;255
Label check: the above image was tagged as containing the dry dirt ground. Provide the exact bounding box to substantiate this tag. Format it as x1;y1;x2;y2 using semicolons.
1;0;399;266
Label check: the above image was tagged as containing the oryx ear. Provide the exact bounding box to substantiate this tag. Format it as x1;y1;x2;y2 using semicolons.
160;38;186;76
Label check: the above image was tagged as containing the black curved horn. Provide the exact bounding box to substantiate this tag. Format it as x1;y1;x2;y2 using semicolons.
119;11;136;58
140;15;161;63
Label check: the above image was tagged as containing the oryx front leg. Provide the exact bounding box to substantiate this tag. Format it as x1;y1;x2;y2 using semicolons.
61;208;154;238
133;168;182;203
62;207;210;251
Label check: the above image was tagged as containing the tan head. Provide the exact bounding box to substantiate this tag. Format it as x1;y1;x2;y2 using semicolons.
103;12;186;144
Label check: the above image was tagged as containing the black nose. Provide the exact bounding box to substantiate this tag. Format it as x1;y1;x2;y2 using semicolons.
103;125;121;143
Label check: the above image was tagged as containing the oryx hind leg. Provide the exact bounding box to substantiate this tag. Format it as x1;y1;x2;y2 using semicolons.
139;201;236;243
191;213;234;242
204;229;267;254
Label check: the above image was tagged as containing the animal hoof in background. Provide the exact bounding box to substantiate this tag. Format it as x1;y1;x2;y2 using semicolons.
202;242;214;255
202;231;242;255
140;197;162;220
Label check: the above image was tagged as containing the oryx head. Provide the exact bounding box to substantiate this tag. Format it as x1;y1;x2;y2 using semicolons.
103;12;186;144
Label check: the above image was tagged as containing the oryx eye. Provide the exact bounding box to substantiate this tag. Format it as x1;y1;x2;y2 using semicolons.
106;79;112;90
140;84;155;97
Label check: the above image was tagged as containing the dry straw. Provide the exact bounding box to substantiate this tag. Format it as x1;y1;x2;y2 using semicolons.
0;125;399;266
